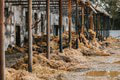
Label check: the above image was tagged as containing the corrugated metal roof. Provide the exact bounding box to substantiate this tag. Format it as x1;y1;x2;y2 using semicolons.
91;3;112;18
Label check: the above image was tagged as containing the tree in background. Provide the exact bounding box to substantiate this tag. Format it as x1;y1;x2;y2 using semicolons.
97;0;120;30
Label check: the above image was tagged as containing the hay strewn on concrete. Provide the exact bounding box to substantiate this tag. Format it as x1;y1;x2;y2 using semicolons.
6;34;119;80
12;49;88;71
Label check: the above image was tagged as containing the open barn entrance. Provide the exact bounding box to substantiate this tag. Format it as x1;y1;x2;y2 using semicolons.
54;25;59;36
16;25;21;46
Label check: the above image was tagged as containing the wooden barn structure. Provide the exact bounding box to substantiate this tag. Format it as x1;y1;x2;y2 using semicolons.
0;0;111;80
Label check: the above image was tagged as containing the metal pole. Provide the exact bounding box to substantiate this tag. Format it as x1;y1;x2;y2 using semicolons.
0;0;5;79
59;0;63;53
28;0;32;72
46;0;50;59
68;0;72;49
75;0;78;49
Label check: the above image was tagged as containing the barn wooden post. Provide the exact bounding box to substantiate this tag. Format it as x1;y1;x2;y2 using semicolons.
89;12;94;30
59;0;63;52
46;0;50;59
81;5;84;34
75;0;78;49
86;7;89;32
100;14;103;41
96;14;98;38
97;14;100;40
106;16;110;37
68;0;72;49
103;15;106;38
0;0;5;79
28;0;33;72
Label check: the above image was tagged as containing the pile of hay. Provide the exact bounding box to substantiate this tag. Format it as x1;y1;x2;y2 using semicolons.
9;48;89;80
88;29;101;48
12;49;88;71
6;65;66;80
6;68;40;80
81;47;110;56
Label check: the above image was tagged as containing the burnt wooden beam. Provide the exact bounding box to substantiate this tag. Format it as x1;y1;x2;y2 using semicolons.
0;0;5;79
46;0;50;59
28;0;33;72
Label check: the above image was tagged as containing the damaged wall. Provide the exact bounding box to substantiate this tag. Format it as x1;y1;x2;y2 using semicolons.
5;5;25;50
4;5;75;50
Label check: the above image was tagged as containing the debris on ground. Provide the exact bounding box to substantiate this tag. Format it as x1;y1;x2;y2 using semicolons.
5;33;120;80
12;49;88;71
6;68;40;80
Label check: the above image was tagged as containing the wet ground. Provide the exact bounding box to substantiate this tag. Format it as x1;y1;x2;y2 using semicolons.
49;42;120;80
49;55;120;80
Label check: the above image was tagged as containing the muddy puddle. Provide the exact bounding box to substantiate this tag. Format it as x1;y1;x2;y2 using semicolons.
84;71;120;78
113;61;120;64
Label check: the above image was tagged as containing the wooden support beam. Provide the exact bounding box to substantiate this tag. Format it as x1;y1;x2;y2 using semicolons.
12;2;57;5
100;14;103;41
97;14;101;40
103;15;107;38
106;16;108;38
5;0;68;3
75;0;78;49
97;14;100;35
86;7;89;32
59;0;63;53
93;14;96;31
46;0;50;59
28;0;33;72
81;5;84;34
95;14;98;38
89;11;94;30
68;0;72;49
0;0;5;79
106;17;110;37
78;10;81;38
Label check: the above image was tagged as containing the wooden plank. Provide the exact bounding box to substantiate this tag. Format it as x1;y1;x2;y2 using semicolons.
0;0;5;79
68;0;72;49
46;0;50;59
28;0;33;72
59;0;63;52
